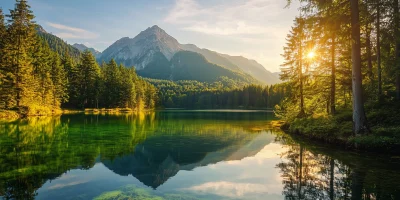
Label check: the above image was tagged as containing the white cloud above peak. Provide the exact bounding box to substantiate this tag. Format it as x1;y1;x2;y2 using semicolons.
46;22;99;39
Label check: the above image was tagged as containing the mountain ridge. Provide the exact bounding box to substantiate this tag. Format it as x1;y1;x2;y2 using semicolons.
72;43;101;57
98;25;281;85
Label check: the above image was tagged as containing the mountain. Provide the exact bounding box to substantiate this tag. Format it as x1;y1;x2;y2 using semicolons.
181;44;241;71
136;51;257;83
102;129;274;189
72;43;101;57
98;25;181;69
221;54;282;84
182;44;280;85
35;25;81;61
273;72;281;81
99;25;278;84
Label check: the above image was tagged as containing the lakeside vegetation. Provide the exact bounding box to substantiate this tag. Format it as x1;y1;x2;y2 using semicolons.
277;0;400;152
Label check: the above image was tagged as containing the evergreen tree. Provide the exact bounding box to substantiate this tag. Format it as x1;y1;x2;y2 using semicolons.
50;52;68;107
4;0;37;108
102;59;121;107
76;50;101;108
31;36;52;105
0;8;10;108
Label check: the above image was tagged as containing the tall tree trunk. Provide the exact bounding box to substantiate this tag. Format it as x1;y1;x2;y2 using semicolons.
366;27;373;82
329;158;335;200
350;0;369;135
16;35;21;108
298;145;303;199
350;168;365;200
395;0;400;100
331;30;336;115
377;1;382;97
299;19;305;117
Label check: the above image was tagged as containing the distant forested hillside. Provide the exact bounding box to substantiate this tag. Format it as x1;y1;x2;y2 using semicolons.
147;78;288;109
36;25;81;61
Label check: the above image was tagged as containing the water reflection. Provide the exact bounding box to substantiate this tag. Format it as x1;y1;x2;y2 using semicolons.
276;134;400;200
0;111;399;200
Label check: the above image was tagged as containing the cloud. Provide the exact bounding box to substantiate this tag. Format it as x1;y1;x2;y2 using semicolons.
164;0;293;36
46;22;99;39
164;0;299;72
183;181;282;199
47;180;88;190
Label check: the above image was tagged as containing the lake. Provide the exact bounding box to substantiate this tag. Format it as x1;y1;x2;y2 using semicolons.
0;110;399;200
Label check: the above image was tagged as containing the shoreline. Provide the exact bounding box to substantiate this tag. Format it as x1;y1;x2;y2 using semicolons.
279;118;400;154
0;108;156;122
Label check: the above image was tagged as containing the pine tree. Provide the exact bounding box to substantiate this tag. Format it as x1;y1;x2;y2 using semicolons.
0;8;10;108
102;59;121;107
62;53;79;107
31;36;52;105
281;17;309;116
76;50;101;108
4;0;37;109
50;52;68;107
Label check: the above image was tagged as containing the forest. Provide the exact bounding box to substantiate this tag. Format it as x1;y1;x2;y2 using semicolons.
278;0;400;152
148;78;288;109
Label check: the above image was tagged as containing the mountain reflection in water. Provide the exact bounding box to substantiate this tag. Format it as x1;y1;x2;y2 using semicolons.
0;111;399;200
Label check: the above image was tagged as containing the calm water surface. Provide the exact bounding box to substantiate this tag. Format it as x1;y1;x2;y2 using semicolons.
0;111;399;200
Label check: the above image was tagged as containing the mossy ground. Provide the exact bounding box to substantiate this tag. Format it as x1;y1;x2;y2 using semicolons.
282;102;400;154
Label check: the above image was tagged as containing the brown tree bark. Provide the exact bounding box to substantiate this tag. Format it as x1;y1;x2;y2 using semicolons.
299;19;305;117
329;158;334;200
394;0;400;100
366;27;373;82
350;0;369;135
331;29;336;115
377;1;382;97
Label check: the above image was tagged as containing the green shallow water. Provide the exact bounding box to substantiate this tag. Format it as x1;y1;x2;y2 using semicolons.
0;111;399;200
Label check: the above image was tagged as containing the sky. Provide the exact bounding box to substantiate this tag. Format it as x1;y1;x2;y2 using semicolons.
1;0;300;72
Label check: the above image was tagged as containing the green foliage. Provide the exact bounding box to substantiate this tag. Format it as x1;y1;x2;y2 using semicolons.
99;59;157;110
283;103;400;153
148;78;288;109
280;0;400;142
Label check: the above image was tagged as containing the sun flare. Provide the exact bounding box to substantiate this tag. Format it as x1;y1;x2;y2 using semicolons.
307;51;315;59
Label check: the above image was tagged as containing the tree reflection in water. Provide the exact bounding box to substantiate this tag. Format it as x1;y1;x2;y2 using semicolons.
276;134;400;200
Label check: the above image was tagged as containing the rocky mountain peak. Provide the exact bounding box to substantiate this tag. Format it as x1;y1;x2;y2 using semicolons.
35;25;47;33
72;43;101;57
135;25;179;45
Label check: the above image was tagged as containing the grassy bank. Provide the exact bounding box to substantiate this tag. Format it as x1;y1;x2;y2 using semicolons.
0;106;63;121
0;110;20;122
281;103;400;154
0;107;154;121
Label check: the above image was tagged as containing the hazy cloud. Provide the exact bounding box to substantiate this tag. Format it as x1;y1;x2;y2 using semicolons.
164;0;299;72
164;0;291;36
46;22;99;39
